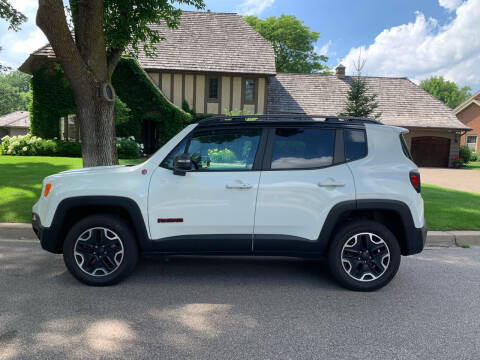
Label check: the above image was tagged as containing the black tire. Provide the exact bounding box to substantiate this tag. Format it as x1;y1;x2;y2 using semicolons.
328;220;401;291
63;214;139;286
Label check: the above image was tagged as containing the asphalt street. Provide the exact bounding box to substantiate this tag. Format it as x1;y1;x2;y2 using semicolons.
0;237;479;360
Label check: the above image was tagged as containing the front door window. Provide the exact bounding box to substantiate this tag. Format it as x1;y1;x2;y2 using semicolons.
187;128;262;171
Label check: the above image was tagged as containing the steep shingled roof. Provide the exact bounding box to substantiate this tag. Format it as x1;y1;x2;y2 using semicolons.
20;11;276;75
267;74;469;130
0;111;30;129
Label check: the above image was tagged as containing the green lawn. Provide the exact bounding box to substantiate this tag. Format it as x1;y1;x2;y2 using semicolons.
423;184;480;230
465;160;480;170
1;156;480;230
0;156;143;223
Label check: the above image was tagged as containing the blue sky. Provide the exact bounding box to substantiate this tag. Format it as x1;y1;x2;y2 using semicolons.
1;0;479;91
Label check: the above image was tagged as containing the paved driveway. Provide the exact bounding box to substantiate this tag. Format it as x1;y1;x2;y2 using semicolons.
1;238;480;359
420;167;480;193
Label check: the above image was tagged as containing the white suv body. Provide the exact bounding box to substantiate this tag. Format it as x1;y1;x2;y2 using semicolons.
32;115;426;291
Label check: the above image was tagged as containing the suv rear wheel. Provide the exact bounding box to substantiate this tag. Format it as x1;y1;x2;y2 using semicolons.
328;220;401;291
63;214;139;286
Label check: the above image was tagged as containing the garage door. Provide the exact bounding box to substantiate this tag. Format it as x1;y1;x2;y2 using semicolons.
411;136;450;167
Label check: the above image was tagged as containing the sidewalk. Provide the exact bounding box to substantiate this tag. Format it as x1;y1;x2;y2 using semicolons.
1;223;479;247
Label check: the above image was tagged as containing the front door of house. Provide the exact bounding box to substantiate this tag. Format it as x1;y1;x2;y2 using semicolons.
142;119;158;154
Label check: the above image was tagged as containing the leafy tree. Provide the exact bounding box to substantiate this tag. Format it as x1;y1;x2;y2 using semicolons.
420;76;471;109
0;82;30;115
0;71;32;115
36;0;204;167
0;1;26;71
0;70;31;92
340;57;381;119
244;14;329;74
0;0;26;30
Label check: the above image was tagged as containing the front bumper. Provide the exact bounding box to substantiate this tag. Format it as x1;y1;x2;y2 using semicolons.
32;213;62;254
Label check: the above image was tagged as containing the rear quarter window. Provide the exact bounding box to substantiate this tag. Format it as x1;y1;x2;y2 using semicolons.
400;134;412;160
344;129;367;161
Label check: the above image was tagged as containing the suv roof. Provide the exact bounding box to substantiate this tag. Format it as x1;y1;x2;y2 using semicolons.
197;114;382;128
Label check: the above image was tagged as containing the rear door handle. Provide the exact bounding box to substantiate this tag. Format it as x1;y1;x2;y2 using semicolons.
318;182;345;188
226;183;252;189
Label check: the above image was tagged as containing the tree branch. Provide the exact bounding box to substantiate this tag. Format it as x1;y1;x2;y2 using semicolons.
36;0;92;95
72;0;108;80
107;48;124;78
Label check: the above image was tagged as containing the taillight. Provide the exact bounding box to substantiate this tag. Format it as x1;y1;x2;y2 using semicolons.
409;171;421;193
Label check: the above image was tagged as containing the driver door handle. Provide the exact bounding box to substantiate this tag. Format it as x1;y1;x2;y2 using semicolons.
226;182;252;190
318;180;345;187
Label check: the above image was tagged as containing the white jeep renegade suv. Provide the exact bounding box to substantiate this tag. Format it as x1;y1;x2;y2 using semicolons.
32;115;426;291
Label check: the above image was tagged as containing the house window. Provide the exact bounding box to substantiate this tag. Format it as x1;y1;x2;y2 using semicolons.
466;135;477;152
208;77;219;100
59;114;79;142
244;79;255;103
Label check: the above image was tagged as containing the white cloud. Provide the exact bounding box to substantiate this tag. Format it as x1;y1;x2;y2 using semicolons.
316;40;332;56
439;0;464;11
236;0;274;15
0;0;46;69
343;0;480;89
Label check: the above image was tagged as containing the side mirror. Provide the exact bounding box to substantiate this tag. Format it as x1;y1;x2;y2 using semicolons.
173;153;192;176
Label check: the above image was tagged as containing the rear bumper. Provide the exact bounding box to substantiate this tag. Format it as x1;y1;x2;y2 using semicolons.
404;222;427;255
32;213;62;254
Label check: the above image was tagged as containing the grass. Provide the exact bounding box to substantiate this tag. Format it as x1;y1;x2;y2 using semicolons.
423;184;480;230
0;156;143;223
465;160;480;170
1;156;480;230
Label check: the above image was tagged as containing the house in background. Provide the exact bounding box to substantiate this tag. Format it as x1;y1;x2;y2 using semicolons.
455;90;480;153
267;66;470;168
0;111;30;138
18;10;469;166
20;12;275;117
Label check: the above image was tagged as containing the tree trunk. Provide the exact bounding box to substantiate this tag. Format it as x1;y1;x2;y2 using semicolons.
37;0;119;167
76;90;117;167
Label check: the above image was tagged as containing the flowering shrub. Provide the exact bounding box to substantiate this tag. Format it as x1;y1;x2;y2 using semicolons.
116;136;142;159
207;148;237;163
1;134;143;159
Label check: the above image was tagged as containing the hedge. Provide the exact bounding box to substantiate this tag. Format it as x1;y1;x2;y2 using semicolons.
0;134;142;159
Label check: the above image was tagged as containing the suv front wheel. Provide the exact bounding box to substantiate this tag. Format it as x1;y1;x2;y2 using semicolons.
63;214;139;286
328;220;401;291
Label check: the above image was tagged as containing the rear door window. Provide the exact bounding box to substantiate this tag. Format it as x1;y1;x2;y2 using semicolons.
270;128;335;169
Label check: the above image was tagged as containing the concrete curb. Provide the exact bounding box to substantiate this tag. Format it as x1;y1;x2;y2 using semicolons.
1;223;480;247
0;223;36;240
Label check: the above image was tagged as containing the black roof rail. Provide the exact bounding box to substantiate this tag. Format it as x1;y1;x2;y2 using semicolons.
197;114;382;125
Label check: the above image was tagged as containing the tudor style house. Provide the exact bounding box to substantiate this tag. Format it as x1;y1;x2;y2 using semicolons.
19;10;469;167
455;90;480;153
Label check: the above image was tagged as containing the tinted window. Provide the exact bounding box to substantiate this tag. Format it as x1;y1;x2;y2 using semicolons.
344;129;367;161
188;128;262;171
271;128;335;169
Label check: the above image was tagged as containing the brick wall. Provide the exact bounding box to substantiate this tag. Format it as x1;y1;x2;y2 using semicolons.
457;103;480;153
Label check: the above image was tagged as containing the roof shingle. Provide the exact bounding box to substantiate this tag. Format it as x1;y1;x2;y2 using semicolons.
24;11;276;75
267;74;469;130
0;111;30;128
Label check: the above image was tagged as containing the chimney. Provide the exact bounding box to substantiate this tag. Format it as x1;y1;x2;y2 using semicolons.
335;64;346;79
